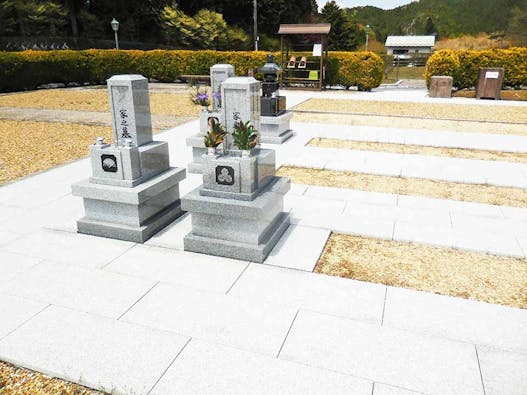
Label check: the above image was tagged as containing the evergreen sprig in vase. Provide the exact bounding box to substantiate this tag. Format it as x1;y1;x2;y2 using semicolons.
203;120;227;155
232;120;258;158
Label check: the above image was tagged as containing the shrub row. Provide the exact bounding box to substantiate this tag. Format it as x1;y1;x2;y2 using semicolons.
425;48;527;89
0;49;384;92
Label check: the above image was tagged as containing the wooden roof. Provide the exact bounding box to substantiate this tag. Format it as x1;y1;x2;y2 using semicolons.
278;23;331;35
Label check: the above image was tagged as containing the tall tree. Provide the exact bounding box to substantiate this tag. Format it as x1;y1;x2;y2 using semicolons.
424;16;436;35
507;5;527;41
0;0;67;36
321;0;363;50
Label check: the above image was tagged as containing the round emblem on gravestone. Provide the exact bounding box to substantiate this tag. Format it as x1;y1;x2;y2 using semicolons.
101;154;118;173
215;166;234;186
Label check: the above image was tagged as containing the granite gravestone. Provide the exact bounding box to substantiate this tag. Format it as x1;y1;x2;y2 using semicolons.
72;75;186;242
186;64;235;173
182;77;290;263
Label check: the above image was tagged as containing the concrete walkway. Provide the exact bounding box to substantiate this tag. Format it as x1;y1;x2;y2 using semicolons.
0;89;527;394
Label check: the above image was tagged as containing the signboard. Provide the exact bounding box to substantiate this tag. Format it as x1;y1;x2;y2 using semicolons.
312;43;322;57
485;71;500;79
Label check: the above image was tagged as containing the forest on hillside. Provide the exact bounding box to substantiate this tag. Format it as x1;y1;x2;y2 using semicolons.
0;0;525;50
348;0;527;43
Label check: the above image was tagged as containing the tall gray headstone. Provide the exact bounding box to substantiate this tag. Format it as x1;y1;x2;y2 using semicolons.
221;77;261;137
107;75;153;147
210;64;235;111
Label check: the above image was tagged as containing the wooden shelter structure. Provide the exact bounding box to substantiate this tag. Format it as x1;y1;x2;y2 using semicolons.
277;23;331;90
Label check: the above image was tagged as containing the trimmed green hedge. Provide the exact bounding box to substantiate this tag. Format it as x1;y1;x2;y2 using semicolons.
425;48;527;89
0;49;384;92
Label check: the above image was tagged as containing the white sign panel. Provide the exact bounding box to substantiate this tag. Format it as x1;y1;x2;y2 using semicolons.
485;71;499;79
312;43;322;57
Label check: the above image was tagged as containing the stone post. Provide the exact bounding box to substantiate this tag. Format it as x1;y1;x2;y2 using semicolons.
221;77;261;150
107;75;153;146
210;64;235;111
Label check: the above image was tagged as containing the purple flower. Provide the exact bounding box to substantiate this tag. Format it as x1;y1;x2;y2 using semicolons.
197;93;209;100
212;91;221;99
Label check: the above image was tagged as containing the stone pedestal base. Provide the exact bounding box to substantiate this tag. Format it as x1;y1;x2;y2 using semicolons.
181;177;290;262
429;76;453;98
260;112;294;144
72;167;186;243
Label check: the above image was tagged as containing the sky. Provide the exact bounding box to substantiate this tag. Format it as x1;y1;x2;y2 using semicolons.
317;0;416;10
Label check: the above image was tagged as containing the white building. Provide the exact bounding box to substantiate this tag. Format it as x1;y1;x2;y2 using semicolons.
385;35;436;57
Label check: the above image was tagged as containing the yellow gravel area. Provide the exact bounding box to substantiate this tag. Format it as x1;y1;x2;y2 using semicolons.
276;166;527;208
292;112;527;136
294;98;527;124
308;137;527;163
0;120;112;185
454;90;527;101
317;233;527;309
0;89;202;117
0;360;105;394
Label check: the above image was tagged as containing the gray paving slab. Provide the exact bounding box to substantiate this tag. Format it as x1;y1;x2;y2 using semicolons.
383;287;527;354
0;306;189;395
0;194;82;235
304;185;397;206
105;244;247;294
4;229;134;269
229;263;385;323
144;212;192;250
279;310;483;395
121;283;297;356
373;383;423;395
477;346;527;395
0;252;41;286
0;231;23;247
150;339;373;395
264;225;330;271
294;212;395;240
0;260;156;318
0;294;47;339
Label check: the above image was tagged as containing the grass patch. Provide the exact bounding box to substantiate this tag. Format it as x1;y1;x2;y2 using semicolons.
0;120;112;184
316;233;527;309
0;360;106;394
0;88;202;117
293;98;527;124
384;66;425;83
276;166;527;208
308;137;527;163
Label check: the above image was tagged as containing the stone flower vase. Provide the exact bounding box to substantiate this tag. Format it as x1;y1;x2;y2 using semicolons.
241;149;251;158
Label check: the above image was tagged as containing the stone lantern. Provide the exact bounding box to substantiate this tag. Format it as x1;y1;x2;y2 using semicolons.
258;54;293;144
258;54;286;116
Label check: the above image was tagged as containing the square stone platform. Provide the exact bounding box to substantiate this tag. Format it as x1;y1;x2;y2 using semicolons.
182;176;290;262
260;112;294;144
73;167;186;243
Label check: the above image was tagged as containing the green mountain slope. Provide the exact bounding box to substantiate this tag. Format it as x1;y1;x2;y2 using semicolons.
347;0;527;41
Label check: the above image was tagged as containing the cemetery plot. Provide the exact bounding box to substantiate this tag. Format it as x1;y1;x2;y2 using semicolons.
277;166;527;208
308;138;527;164
0;360;106;395
316;233;527;309
294;98;527;124
0;120;111;185
0;88;201;117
